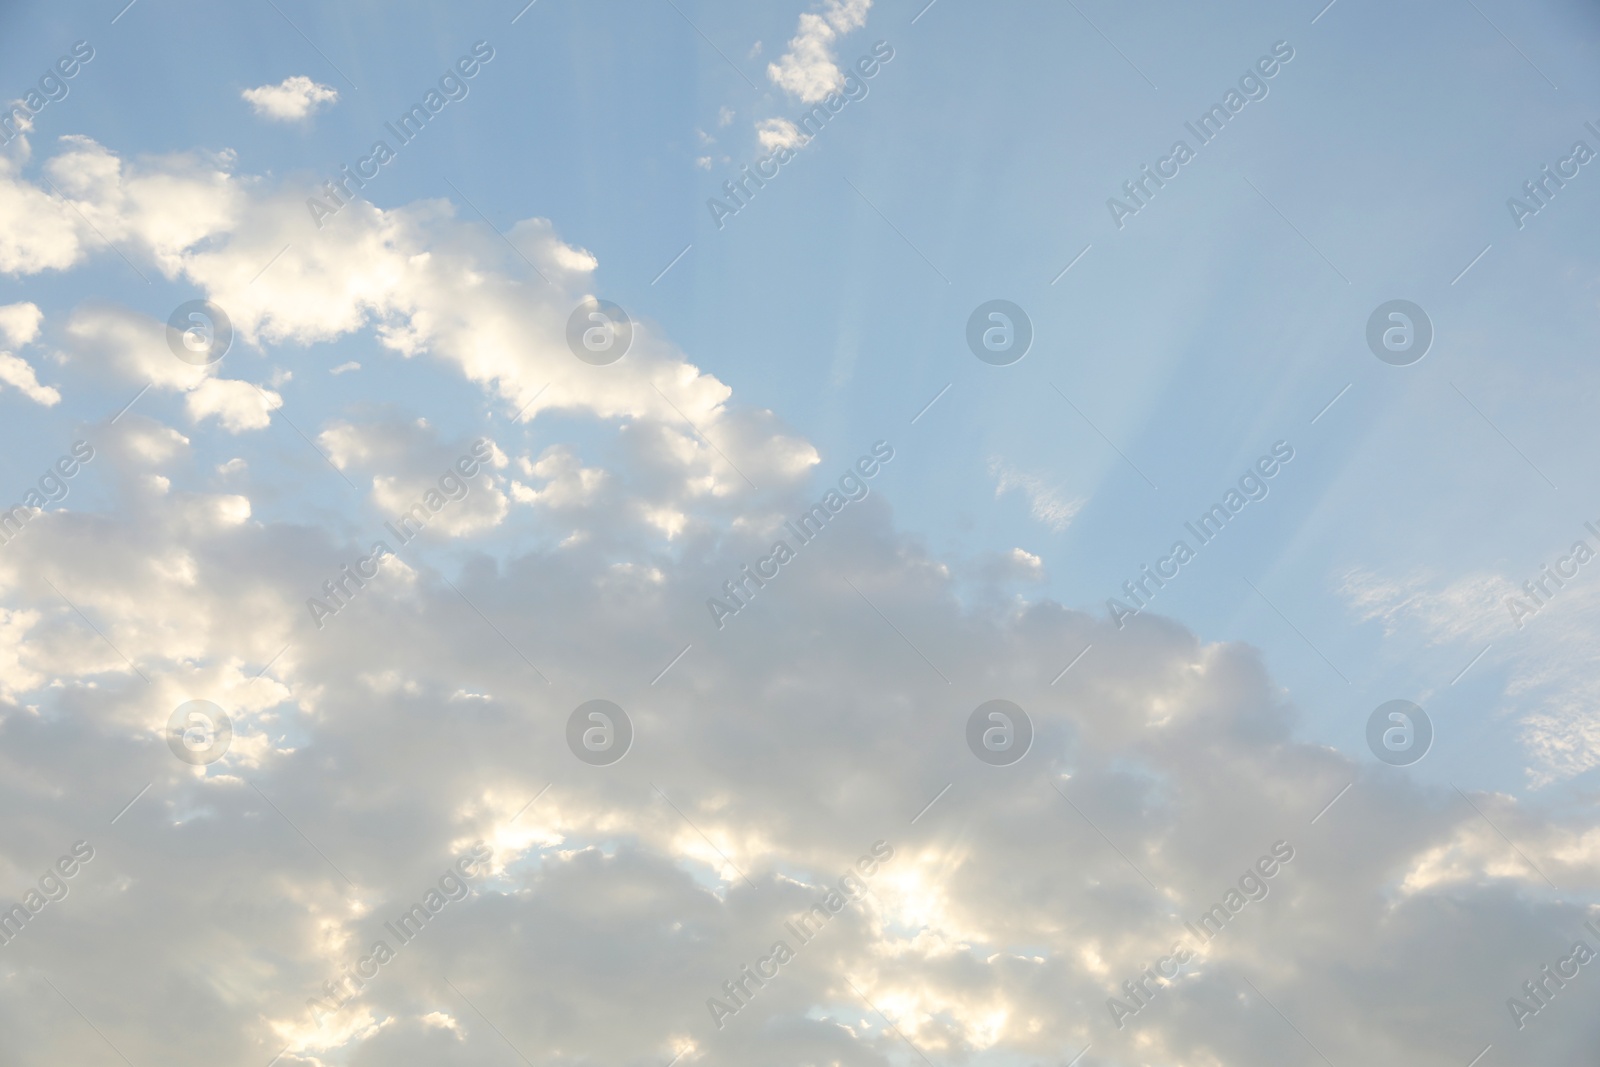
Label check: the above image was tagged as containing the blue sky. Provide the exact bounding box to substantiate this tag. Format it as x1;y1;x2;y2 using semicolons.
10;0;1577;796
2;0;1599;1064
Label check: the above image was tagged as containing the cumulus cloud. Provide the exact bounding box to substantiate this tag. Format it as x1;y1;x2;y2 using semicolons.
0;351;60;406
184;376;279;432
755;117;806;152
766;0;872;103
0;302;58;405
0;154;90;273
0;301;43;347
320;416;512;539
241;75;339;122
56;303;278;433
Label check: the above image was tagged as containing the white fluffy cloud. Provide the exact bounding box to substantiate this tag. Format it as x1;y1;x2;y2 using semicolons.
0;154;89;273
57;303;280;433
0;302;43;347
241;75;339;122
0;301;58;406
0;351;59;406
755;117;806;151
766;0;872;103
320;417;512;539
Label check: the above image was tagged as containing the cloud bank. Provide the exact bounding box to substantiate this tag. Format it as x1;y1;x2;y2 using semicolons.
0;133;1594;1067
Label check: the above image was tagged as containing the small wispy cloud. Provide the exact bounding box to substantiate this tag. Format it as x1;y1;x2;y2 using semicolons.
1336;563;1600;786
1336;566;1510;646
755;117;806;151
989;458;1084;533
